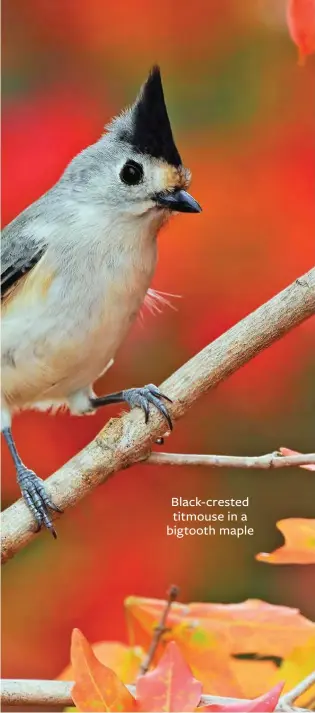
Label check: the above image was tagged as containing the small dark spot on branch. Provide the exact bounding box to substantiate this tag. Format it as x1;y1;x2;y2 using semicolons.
296;277;310;288
2;350;16;368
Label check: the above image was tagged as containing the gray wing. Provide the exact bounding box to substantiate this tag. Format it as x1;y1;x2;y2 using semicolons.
1;209;47;299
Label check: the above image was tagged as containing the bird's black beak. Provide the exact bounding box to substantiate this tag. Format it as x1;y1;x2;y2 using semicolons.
155;189;202;213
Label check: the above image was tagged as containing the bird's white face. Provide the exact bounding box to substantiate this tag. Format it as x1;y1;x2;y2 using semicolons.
66;139;199;220
101;145;194;216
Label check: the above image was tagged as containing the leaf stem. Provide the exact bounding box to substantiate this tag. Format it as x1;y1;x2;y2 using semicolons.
139;585;179;675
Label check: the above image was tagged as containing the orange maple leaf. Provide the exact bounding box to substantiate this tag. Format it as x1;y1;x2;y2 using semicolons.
59;641;144;684
125;597;315;698
198;681;284;712
256;518;315;565
136;641;202;712
70;628;136;712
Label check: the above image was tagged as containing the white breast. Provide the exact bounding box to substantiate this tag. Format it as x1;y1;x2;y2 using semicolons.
1;206;161;408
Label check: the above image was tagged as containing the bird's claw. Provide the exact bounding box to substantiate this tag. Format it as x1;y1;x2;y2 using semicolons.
122;383;173;431
17;467;62;538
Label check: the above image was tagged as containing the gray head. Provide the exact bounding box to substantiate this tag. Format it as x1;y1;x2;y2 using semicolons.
62;67;201;218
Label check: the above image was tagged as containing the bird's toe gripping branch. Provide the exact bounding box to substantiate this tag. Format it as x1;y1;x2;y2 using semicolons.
123;384;173;430
17;467;62;538
90;383;173;431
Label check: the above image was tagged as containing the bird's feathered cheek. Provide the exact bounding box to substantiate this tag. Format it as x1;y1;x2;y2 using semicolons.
159;164;192;192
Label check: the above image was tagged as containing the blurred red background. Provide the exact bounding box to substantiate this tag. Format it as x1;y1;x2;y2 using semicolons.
1;0;315;683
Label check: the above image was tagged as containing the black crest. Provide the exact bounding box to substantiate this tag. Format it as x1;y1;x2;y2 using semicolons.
124;67;182;167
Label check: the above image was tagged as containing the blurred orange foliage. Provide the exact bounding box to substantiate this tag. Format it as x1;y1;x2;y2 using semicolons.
125;596;315;697
2;0;315;684
286;0;315;63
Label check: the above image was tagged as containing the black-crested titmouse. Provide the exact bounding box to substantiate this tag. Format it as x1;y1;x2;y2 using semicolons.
1;67;201;537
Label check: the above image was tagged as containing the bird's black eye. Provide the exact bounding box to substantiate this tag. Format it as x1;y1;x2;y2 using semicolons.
120;160;143;186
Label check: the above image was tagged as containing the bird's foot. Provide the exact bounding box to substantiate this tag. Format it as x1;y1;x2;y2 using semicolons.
122;383;173;430
17;466;62;538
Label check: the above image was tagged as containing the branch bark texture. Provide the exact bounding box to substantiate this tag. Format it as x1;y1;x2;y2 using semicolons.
1;678;311;711
1;268;315;563
147;452;315;469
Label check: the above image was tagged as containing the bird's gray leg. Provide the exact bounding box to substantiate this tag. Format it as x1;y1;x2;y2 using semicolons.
90;383;173;431
2;427;62;538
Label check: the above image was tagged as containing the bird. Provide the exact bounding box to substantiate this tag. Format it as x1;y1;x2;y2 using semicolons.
1;66;202;537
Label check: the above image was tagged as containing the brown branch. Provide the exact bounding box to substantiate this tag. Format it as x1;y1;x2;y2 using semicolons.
139;584;179;675
0;678;310;711
1;268;315;564
146;452;315;469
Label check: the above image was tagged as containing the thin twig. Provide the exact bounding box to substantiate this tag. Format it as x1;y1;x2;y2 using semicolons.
146;452;315;469
1;268;315;563
139;585;179;675
278;671;315;708
0;678;310;710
